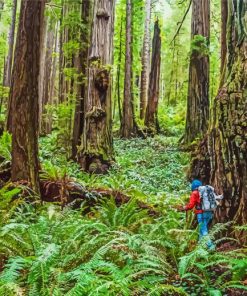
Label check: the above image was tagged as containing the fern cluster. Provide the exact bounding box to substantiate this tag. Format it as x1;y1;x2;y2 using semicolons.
1;196;245;295
1;134;246;295
0;199;192;295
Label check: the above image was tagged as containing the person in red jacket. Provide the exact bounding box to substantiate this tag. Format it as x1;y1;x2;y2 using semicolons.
177;179;215;250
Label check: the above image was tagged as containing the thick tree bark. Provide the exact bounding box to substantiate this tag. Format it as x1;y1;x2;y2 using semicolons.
114;17;123;122
8;0;45;193
3;0;17;87
38;16;47;131
220;0;228;75
144;20;161;133
58;1;70;103
40;24;56;135
184;0;210;144
72;0;90;158
49;25;59;106
219;0;228;90
77;0;115;173
120;0;137;138
140;0;151;119
58;3;64;103
192;0;247;225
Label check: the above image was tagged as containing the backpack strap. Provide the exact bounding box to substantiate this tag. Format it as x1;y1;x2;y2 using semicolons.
196;190;202;210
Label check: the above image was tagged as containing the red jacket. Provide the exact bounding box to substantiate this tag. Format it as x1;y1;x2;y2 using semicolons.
185;190;203;214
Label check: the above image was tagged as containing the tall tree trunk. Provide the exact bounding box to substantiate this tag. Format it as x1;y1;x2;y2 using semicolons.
45;22;59;134
114;16;123;122
9;0;45;193
3;0;17;87
58;1;70;103
77;0;115;173
220;0;228;87
144;19;161;133
192;0;247;225
58;2;64;103
209;0;247;224
41;23;56;135
38;16;47;131
49;24;59;105
72;0;90;159
184;0;210;144
120;0;137;138
140;0;151;119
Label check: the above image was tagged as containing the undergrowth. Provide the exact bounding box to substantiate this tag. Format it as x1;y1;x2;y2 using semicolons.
0;200;246;296
0;133;246;295
39;134;190;204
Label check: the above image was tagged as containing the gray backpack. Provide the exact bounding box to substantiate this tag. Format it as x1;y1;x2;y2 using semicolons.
198;185;217;211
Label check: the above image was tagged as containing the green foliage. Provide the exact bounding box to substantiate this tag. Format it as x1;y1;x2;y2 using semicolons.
1;135;247;295
178;222;247;295
0;131;11;165
94;197;149;230
158;104;186;136
40;161;69;182
0;199;182;295
190;35;209;56
0;196;245;295
160;0;190;108
39;134;190;201
45;101;74;158
0;185;22;226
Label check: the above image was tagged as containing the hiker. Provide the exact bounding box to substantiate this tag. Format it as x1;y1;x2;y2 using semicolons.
177;179;223;250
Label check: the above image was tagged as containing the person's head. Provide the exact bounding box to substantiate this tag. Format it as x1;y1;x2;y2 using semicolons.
191;179;202;191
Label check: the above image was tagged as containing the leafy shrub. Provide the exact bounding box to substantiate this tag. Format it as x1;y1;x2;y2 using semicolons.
0;131;11;165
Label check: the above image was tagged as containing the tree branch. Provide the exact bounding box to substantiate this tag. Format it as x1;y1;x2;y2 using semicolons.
170;0;192;45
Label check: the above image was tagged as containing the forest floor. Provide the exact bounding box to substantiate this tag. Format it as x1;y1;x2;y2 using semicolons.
0;134;246;295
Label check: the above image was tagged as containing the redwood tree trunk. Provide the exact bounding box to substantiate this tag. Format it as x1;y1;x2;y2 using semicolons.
220;0;228;74
77;0;115;173
41;22;57;135
38;16;47;131
72;0;90;158
144;20;161;133
219;0;228;88
184;0;210;144
140;0;151;119
209;0;247;224
9;0;45;193
114;17;123;122
3;0;17;87
120;0;137;138
58;1;70;103
192;0;247;225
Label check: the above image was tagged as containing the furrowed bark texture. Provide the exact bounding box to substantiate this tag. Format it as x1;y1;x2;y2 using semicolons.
144;20;161;133
38;16;47;131
72;0;90;158
3;0;17;87
114;17;123;122
140;0;151;119
120;0;137;138
77;0;115;173
41;25;57;134
192;0;247;224
220;0;228;75
9;0;45;192
58;1;70;103
184;0;210;144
